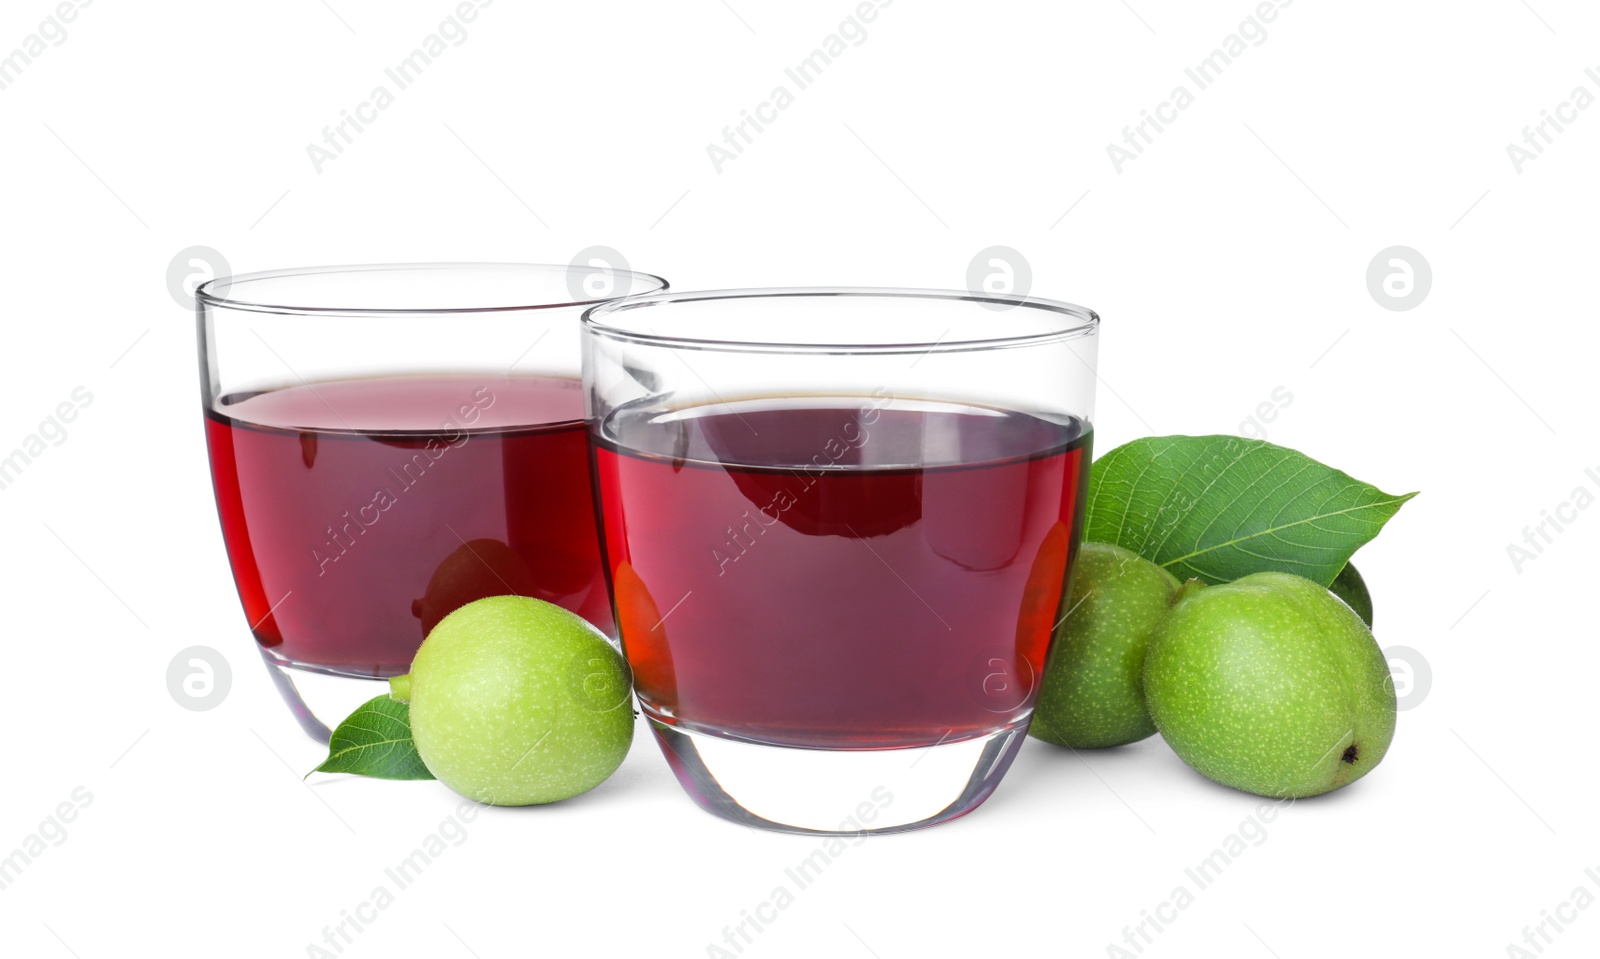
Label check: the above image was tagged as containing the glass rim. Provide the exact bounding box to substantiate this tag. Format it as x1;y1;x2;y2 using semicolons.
195;262;670;316
581;287;1099;354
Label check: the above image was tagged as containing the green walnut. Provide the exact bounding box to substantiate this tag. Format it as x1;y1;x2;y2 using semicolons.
1329;561;1374;626
1031;542;1181;749
391;596;634;805
1143;572;1397;798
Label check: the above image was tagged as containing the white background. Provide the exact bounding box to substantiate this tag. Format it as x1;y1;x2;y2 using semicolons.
2;1;1596;956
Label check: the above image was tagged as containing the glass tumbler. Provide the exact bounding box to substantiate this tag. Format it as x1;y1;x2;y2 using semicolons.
583;288;1099;833
198;263;667;740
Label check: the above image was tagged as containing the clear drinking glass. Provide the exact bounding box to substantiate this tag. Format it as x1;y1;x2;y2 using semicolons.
583;288;1099;833
197;263;667;741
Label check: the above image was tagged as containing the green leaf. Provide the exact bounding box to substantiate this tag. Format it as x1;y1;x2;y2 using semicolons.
308;695;434;781
1085;436;1415;587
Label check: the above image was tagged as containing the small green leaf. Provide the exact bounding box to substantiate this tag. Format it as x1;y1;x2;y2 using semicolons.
309;695;434;781
1085;436;1415;587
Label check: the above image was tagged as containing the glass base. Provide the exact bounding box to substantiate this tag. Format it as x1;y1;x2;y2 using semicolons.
647;715;1030;834
259;649;396;744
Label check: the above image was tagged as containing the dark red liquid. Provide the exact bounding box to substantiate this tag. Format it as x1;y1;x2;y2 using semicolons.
593;396;1091;748
205;374;611;677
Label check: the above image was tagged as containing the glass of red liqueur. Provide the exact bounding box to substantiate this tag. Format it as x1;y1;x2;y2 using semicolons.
198;263;667;740
583;288;1100;833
